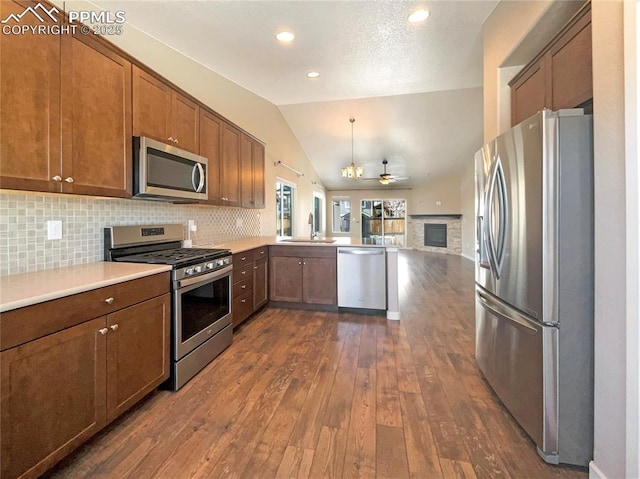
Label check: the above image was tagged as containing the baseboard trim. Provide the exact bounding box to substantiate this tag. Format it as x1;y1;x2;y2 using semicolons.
589;461;608;479
461;253;475;262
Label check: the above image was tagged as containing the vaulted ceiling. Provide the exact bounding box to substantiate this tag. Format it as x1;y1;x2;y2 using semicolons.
93;0;498;189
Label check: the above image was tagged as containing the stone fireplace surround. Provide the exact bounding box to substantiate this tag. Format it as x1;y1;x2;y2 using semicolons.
409;214;462;255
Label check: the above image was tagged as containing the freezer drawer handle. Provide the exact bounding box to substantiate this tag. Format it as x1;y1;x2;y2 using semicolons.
477;290;537;334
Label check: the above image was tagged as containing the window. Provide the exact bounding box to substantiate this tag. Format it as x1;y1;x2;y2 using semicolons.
332;198;351;233
276;181;295;237
313;192;324;235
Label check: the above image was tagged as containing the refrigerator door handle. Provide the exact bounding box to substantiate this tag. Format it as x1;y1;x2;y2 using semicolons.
477;289;538;334
494;157;509;273
484;159;500;279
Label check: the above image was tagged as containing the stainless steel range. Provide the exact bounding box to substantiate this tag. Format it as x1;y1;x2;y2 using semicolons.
104;224;232;390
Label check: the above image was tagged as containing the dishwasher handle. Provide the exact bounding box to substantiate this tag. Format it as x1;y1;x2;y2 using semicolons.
338;248;385;255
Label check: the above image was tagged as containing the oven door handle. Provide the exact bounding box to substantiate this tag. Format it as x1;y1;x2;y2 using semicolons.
177;264;233;289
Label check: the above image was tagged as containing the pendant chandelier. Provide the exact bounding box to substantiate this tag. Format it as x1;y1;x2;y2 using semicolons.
341;118;364;179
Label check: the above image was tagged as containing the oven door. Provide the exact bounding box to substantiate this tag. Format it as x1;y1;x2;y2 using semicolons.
173;265;232;360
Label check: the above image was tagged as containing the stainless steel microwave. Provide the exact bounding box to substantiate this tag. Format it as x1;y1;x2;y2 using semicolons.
133;136;208;202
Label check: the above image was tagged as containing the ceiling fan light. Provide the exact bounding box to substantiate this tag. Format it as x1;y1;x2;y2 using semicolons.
379;177;391;185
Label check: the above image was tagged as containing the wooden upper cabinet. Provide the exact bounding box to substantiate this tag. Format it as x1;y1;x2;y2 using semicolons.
510;3;591;126
252;141;265;209
0;0;61;192
549;13;592;110
221;122;241;206
132;66;171;143
199;109;223;203
511;63;547;127
241;134;254;208
61;33;132;198
132;66;199;153
171;94;199;153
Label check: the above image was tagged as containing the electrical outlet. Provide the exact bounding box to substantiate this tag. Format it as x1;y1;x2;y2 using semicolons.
47;220;62;240
188;219;197;232
435;200;442;206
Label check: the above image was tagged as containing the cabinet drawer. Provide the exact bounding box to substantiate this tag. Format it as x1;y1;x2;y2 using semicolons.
252;247;268;261
1;272;170;351
232;251;253;268
232;290;254;327
233;264;253;283
233;277;253;298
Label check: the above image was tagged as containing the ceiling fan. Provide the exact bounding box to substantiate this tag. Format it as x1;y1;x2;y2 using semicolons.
363;159;409;185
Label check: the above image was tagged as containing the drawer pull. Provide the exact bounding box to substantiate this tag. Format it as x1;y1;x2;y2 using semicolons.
241;271;246;275
98;328;108;335
64;177;74;183
110;324;119;331
260;250;265;255
241;256;246;261
298;261;302;265
105;297;114;304
241;299;246;303
52;175;62;182
254;266;258;270
241;285;246;289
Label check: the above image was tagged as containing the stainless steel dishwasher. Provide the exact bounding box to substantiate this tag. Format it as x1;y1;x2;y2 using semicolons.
337;247;386;310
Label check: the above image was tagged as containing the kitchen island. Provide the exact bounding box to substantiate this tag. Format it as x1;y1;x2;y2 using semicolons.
197;237;399;320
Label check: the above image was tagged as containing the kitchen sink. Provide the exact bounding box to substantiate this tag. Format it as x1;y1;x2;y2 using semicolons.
280;238;337;243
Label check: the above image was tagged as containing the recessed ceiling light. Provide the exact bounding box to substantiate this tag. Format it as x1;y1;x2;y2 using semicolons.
408;9;430;23
275;31;295;43
306;71;320;78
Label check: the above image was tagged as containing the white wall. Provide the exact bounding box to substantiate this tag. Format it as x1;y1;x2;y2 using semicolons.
410;174;462;215
591;2;628;478
459;161;475;261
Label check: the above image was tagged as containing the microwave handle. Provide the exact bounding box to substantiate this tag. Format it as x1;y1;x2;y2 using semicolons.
192;163;205;193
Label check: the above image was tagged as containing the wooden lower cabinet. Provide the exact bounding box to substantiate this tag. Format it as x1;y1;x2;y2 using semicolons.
0;286;170;479
231;247;269;327
269;246;337;306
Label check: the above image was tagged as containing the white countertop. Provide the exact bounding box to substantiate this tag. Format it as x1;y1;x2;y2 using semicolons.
0;262;172;312
199;236;394;255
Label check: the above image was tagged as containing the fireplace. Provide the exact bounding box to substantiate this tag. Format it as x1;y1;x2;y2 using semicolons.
424;224;447;248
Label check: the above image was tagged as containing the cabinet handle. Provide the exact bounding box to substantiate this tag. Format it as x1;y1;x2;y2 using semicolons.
298;261;302;265
64;177;74;183
105;297;114;304
241;270;246;275
98;328;108;335
241;256;246;261
241;299;246;303
254;266;258;270
168;137;174;142
110;324;119;331
174;138;179;144
52;175;62;182
260;251;265;255
241;285;246;289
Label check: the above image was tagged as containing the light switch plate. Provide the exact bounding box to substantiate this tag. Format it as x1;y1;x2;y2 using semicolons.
47;220;62;240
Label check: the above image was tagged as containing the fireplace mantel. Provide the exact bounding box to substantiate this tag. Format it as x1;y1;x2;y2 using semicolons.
409;214;462;219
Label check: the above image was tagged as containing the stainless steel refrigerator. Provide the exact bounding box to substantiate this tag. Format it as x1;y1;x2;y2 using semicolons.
475;109;594;466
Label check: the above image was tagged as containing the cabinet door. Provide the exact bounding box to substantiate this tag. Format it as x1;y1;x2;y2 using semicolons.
105;294;170;423
253;257;268;309
269;256;303;302
171;93;199;153
221;122;241;206
303;257;337;305
61;33;132;198
1;317;107;479
549;12;592;110
510;62;547;126
240;133;254;208
200;109;223;203
132;66;172;143
0;0;61;193
252;141;266;209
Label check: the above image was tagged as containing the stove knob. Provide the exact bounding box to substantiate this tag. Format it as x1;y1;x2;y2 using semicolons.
185;268;194;276
206;262;214;270
223;258;230;265
194;266;202;273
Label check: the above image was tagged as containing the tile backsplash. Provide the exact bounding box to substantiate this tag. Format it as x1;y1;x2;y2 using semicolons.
0;191;262;277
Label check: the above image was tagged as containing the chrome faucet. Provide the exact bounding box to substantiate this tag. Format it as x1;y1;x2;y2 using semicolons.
308;212;315;240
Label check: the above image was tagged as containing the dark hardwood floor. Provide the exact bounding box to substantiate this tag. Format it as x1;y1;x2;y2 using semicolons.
47;250;587;479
